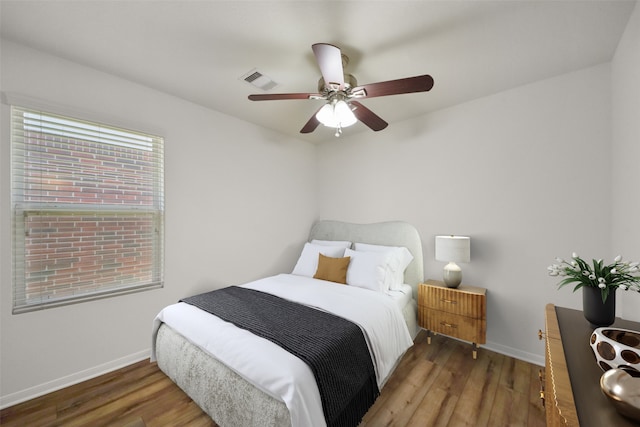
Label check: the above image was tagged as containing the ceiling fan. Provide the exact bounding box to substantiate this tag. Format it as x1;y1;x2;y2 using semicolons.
248;43;434;137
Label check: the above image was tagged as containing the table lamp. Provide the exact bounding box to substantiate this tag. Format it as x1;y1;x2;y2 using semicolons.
435;235;471;288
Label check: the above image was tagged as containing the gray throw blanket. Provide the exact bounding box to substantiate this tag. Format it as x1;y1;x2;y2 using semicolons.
180;286;379;427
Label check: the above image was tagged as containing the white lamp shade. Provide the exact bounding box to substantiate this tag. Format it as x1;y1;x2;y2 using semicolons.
435;235;470;263
315;103;335;126
334;100;357;126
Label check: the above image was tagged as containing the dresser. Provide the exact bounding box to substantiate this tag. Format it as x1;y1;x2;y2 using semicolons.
542;304;640;426
418;279;486;358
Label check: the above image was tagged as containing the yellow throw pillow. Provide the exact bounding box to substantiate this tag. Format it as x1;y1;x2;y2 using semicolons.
313;253;351;284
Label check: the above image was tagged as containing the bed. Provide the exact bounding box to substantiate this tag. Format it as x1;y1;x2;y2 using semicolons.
151;220;424;427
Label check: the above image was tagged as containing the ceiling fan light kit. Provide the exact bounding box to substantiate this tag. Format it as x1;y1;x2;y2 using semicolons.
248;43;434;138
315;94;358;137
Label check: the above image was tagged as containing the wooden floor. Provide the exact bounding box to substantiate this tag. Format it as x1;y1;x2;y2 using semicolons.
0;330;546;427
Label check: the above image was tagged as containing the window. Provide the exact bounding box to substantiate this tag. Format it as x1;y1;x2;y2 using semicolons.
11;106;164;313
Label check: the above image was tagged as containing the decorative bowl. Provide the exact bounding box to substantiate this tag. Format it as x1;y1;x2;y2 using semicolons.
600;368;640;422
590;327;640;376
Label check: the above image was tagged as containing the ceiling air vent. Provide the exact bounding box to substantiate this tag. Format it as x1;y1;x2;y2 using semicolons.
240;69;278;91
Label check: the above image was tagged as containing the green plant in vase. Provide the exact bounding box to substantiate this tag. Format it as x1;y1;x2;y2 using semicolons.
548;253;640;327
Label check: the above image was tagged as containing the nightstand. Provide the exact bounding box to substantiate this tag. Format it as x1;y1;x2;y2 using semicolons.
418;279;487;359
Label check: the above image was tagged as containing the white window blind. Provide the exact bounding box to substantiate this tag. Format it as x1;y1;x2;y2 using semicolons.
11;106;165;313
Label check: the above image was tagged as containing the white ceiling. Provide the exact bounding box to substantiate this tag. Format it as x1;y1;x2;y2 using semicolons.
0;0;635;143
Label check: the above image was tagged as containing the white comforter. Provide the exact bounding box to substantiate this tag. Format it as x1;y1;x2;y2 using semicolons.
151;273;413;427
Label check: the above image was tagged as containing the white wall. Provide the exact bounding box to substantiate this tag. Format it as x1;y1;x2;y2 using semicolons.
612;3;640;321
317;63;613;364
0;40;318;407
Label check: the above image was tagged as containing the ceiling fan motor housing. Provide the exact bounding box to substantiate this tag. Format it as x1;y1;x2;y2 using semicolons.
318;74;358;93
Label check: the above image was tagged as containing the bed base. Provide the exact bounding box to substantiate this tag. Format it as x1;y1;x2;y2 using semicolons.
156;323;291;427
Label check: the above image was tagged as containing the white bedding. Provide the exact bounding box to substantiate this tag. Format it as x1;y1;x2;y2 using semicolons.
151;273;413;427
387;283;413;310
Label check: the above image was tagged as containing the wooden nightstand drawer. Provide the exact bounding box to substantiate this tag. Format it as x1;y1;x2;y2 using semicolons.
419;283;485;318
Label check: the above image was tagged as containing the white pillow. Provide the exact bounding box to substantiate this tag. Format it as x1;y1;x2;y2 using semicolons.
292;243;346;278
353;243;413;290
344;248;390;292
310;239;352;249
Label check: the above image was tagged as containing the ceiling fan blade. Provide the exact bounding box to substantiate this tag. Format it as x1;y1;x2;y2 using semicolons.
350;101;388;131
248;93;319;101
352;74;434;98
300;108;322;133
312;43;345;89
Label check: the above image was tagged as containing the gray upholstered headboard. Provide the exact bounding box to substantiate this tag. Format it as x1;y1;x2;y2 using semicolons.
308;220;424;298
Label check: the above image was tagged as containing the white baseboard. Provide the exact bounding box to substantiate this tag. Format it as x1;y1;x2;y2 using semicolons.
483;340;545;367
0;349;150;410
